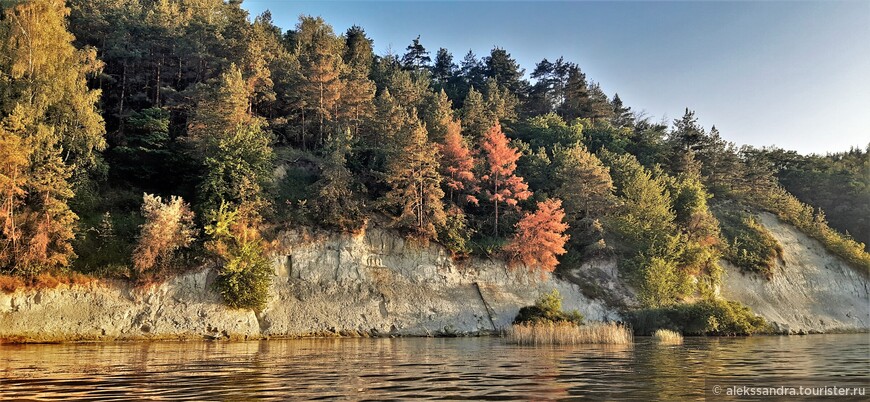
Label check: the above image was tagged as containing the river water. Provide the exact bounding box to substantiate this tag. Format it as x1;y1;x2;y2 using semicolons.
1;334;868;400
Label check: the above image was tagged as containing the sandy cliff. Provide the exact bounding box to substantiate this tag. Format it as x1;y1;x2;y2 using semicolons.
721;213;869;333
0;227;616;342
1;213;867;342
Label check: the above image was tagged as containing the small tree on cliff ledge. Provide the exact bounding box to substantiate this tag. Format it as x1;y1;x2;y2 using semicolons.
504;199;570;273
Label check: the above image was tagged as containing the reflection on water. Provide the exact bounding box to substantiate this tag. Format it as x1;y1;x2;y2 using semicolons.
1;334;868;400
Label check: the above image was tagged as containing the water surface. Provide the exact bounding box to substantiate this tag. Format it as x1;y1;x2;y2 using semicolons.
1;334;868;400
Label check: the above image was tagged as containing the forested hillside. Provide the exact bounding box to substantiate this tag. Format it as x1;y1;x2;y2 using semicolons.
0;0;867;310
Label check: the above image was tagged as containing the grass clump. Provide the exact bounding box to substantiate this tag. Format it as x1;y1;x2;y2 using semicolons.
653;329;683;345
508;321;633;345
509;289;630;345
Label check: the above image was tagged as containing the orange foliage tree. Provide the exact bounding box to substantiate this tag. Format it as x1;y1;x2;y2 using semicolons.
438;119;479;206
132;194;197;277
505;199;570;272
480;123;531;235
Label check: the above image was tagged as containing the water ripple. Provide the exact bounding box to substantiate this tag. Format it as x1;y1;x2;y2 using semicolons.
1;335;868;400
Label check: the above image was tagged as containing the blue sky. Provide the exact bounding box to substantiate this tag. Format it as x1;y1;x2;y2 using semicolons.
242;1;869;155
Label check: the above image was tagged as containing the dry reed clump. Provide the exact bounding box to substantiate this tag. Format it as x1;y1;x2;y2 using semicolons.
653;329;683;345
507;322;633;345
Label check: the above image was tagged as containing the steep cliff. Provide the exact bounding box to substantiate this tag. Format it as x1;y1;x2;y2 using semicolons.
2;214;867;342
721;213;869;333
0;227;617;342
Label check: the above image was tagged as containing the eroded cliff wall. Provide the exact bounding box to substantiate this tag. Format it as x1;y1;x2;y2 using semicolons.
0;228;616;342
721;213;869;333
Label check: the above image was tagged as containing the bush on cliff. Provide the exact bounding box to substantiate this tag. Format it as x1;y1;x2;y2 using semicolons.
132;194;198;280
514;289;584;325
714;204;782;278
206;203;272;310
628;299;769;336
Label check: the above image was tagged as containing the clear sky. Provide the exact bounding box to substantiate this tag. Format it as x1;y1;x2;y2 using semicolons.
241;1;870;155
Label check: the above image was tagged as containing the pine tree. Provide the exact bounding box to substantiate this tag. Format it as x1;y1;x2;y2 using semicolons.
311;129;365;231
610;93;634;128
187;66;274;212
438;119;478;205
504;198;570;273
528;58;555;116
480;123;532;236
483;47;528;100
602;151;676;253
484;78;519;123
558;64;588;120
382;116;446;238
110;107;172;190
431;48;456;85
339;25;375;137
384;69;429;112
461;87;491;140
295;16;345;147
553;144;616;221
582;82;614;123
421;89;455;143
367;89;410;150
696;125;743;194
670;108;705;152
344;25;373;69
0;0;106;274
456;50;485;104
401;35;431;70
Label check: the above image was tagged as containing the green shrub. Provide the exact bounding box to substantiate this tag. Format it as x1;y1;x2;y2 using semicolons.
715;205;782;278
206;202;273;310
628;299;769;336
213;238;272;310
514;289;584;325
470;235;507;256
438;207;473;256
72;211;140;279
638;256;684;308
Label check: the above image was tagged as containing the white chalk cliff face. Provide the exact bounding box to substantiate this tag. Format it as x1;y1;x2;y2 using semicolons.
720;213;869;334
1;215;867;342
0;227;616;342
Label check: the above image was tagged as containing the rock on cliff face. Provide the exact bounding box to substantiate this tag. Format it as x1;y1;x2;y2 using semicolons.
0;227;617;342
721;213;869;334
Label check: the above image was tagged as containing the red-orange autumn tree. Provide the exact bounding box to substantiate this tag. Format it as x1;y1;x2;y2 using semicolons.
480;123;532;236
505;199;570;273
438;119;478;205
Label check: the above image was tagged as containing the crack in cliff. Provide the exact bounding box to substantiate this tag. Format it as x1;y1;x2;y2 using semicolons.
473;282;498;331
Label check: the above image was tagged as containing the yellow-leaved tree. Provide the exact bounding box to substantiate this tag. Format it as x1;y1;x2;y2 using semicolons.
0;0;106;275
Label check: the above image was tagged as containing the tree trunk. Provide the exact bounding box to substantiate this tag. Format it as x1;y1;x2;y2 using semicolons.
493;173;500;236
119;61;127;117
155;54;162;106
319;82;324;146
